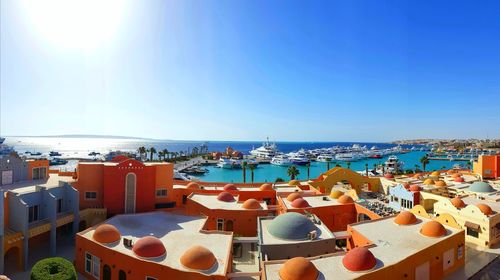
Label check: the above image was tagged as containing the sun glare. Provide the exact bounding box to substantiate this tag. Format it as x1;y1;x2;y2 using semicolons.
20;0;126;51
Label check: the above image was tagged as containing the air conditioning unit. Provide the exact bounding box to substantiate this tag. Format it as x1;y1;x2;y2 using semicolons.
123;238;133;248
308;230;317;240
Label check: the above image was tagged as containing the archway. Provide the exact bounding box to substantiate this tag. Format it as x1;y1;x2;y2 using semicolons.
119;270;127;280
125;173;136;213
4;246;22;272
103;264;111;280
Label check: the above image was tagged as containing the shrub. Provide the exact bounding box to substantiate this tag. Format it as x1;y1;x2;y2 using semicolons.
31;257;77;280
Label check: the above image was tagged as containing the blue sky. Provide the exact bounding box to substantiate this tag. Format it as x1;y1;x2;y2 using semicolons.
1;0;499;141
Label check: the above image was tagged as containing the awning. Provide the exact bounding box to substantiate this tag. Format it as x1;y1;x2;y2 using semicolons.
464;221;480;231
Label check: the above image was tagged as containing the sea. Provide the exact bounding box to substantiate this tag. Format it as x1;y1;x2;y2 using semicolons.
2;136;467;182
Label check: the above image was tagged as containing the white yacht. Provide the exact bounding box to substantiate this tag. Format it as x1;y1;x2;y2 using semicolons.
289;152;310;165
0;137;5;144
384;156;404;173
335;153;357;162
249;138;278;159
271;154;292;166
217;158;242;169
316;153;335;162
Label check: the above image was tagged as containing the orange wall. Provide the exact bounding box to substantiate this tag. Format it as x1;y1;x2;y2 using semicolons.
73;164;105;209
474;155;499;179
27;159;49;180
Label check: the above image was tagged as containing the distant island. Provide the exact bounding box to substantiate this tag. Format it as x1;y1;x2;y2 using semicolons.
8;134;159;140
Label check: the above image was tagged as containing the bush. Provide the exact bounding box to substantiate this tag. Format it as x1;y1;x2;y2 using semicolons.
31;257;77;280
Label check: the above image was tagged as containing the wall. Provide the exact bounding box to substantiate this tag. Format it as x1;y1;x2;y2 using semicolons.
27;160;49;180
0;155;28;184
73;164;104;209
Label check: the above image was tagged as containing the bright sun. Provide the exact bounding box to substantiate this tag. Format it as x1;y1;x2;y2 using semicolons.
20;0;127;51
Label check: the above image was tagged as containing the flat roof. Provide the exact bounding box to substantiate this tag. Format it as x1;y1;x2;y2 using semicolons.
281;195;342;209
258;216;335;245
1;173;75;194
190;194;268;210
80;212;232;276
78;161;170;166
461;196;500;213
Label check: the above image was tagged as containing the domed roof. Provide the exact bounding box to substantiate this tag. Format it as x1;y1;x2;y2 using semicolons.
286;192;303;202
186;182;199;189
423;179;435;185
469;182;495;193
93;224;121;244
288;180;301;186
413;173;422;179
133;236;166;258
291;198;310;208
111;155;129;163
477;204;493;216
435;180;447;187
242;199;262;210
420;221;446;238
384;173;394;179
223;184;237;191
450;197;466;208
410;185;421;192
431;171;441;177
452;173;462;178
403;183;411;190
338;195;354;204
342;247;377;272
447;169;457;174
394;211;417;225
454;177;465;183
267;212;316;240
329;189;344;199
279;257;318;280
260;183;273;191
217;191;235;202
180;245;216;271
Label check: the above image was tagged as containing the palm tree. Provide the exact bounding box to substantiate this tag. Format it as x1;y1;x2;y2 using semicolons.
137;146;146;160
287;165;300;180
326;158;331;171
466;161;472;171
158;151;164;161
346;162;351;170
162;149;169;161
414;164;421;173
249;164;256;183
242;161;247;183
306;163;311;180
149;147;157;161
365;163;369;176
420;155;430;171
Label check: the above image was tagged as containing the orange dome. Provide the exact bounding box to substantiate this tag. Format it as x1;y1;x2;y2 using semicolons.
180;245;216;270
259;183;273;191
384;173;394;179
186;182;199;189
217;192;235;202
133;236;166;258
279;257;318;280
337;195;354;204
477;204;493;216
450;197;466;208
223;184;237;191
342;247;377;272
431;171;441;177
329;189;344;199
435;180;447;187
410;185;421;192
291;198;310;208
242;199;262;210
452;173;462;178
93;224;121;244
403;183;411;190
394;211;417;225
287;192;303;202
420;221;446;238
447;169;457;174
413;173;422;179
454;177;464;183
423;179;435;185
288;180;301;186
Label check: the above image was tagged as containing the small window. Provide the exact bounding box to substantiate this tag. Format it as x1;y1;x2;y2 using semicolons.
28;205;39;223
467;228;479;238
57;199;63;213
85;252;100;279
85;192;97;200
216;218;224;231
155;189;167;197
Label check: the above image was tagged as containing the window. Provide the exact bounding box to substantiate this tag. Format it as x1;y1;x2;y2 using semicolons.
466;227;479;238
85;252;100;279
85;192;97;200
119;270;126;280
57;199;63;213
146;277;158;280
457;245;464;259
155;189;167;197
28;205;39;223
216;218;224;231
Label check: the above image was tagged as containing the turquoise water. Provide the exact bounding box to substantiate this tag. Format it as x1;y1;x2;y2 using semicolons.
196;151;468;183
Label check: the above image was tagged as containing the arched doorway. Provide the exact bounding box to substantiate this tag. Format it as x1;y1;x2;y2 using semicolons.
119;270;127;280
226;220;234;231
4;246;22;272
125;173;136;213
103;264;111;280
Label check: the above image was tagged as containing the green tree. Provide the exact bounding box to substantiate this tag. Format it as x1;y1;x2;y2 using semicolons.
31;257;77;280
365;163;369;176
326;158;331;171
162;149;169;161
158;151;165;161
137;146;146;160
149;147;157;161
466;161;472;170
414;164;421;173
249;164;256;183
347;162;351;169
420;155;430;171
287;165;300;180
306;162;311;180
242;161;247;183
275;177;285;183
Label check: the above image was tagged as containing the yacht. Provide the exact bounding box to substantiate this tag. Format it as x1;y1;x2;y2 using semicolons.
249;138;278;159
335;153;357;162
384;156;404;173
271;154;292;166
0;137;5;144
289;151;310;165
49;151;62;157
316;153;335;162
217;158;242;169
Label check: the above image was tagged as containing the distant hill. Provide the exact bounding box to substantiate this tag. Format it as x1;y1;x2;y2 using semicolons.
9;134;160;140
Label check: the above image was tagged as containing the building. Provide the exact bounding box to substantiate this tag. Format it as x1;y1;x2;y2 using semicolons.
262;211;465;279
387;183;420;211
0;154;48;185
75;211;233;280
473;155;499;179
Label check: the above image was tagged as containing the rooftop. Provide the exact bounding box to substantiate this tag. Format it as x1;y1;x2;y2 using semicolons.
189;193;268;210
1;173;75;194
281;195;344;209
461;196;500;214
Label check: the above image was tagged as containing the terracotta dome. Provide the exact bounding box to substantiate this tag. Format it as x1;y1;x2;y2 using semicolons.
450;197;466;208
435;180;447;187
329;189;344;199
420;221;446;238
93;224;121;244
288;180;301;186
410;185;421;192
403;183;411;190
384;173;394;179
291;198;310;208
454;177;465;183
223;184;237;191
186;182;199;189
337;195;354;204
180;245;216;270
286;192;303;202
413;173;422;179
394;211;417;225
278;257;318;280
342;247;377;272
242;199;262;210
452;173;462;178
423;179;435;185
259;183;273;191
133;236;166;258
477;204;493;216
217;191;235;202
431;171;441;177
447;169;457;174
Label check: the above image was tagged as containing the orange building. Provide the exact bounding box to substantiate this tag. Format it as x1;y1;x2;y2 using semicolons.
473;155;499;179
26;159;49;180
